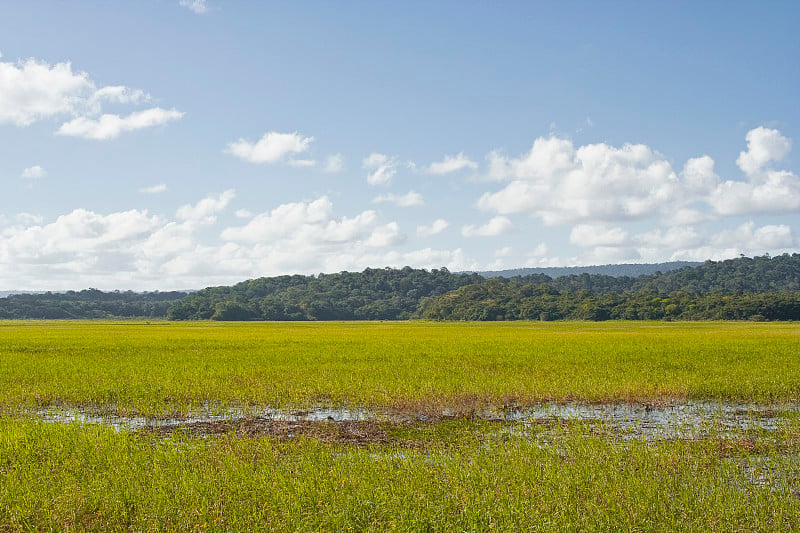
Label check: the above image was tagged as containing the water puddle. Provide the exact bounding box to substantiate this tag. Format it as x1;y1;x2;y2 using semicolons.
493;402;800;440
25;401;800;441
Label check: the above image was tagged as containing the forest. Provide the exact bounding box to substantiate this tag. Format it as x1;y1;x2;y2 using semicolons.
1;254;798;321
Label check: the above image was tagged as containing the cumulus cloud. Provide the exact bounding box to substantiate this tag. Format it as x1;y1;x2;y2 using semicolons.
461;216;513;237
176;189;235;224
568;221;796;266
680;155;719;194
225;131;314;164
323;154;344;173
56;108;184;140
364;222;406;247
416;219;449;237
708;128;800;216
139;184;167;194
0;208;161;261
179;0;208;14
21;165;46;179
479;136;679;225
427;152;478;174
708;171;800;215
1;192;460;290
0;57;93;126
372;191;424;207
569;224;629;247
0;56;181;137
736;127;791;178
363;153;397;185
221;197;390;246
90;86;148;106
479;128;800;225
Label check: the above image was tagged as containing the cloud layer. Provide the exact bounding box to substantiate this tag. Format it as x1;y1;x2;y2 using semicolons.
0;56;183;138
1;124;797;290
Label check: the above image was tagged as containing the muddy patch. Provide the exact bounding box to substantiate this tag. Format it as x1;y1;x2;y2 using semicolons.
26;401;800;441
149;418;392;445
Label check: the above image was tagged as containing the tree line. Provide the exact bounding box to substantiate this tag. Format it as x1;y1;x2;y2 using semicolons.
1;254;798;321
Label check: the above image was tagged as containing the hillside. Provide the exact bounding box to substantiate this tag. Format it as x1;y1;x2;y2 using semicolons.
0;289;189;319
0;254;798;321
417;254;800;321
478;261;700;279
166;267;482;320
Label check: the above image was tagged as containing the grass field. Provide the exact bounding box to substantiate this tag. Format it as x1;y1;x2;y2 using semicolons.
2;321;800;531
0;321;798;415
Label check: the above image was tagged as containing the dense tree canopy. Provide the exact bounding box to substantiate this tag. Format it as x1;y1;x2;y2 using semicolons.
2;254;798;321
0;289;188;319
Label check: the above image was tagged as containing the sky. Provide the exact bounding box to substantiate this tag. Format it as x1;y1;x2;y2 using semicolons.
1;1;799;290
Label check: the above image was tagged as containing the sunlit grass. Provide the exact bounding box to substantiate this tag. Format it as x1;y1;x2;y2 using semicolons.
2;321;800;530
1;417;799;531
0;321;798;415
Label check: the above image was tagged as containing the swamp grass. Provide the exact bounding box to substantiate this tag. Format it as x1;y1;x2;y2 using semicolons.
3;321;800;530
2;417;800;531
0;321;798;416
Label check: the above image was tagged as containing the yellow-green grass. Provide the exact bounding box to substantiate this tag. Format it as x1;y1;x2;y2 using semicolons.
0;321;798;416
1;417;799;531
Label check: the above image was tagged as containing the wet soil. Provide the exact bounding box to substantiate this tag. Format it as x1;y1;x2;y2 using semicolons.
148;418;393;445
27;401;800;442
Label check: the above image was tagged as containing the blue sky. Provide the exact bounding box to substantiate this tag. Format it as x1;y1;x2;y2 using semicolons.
1;1;798;290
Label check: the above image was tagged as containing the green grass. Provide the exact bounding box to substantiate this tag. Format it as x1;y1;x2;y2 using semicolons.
0;321;798;415
2;321;800;531
1;417;799;531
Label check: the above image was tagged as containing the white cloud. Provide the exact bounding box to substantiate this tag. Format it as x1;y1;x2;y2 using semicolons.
364;222;406;247
567;221;796;267
416;219;449;237
479;136;679;225
0;192;449;290
427;152;478;174
139;184;167;194
0;56;179;138
680;155;719;193
461;216;513;237
225;131;314;164
708;170;800;215
0;208;161;261
703;127;800;216
221;197;405;249
529;243;549;257
736;127;791;178
90;86;148;106
634;226;703;253
710;221;794;250
569;224;629;247
324;154;344;173
176;189;235;224
21;165;46;179
372;191;424;207
479;128;800;225
57;108;184;140
363;153;397;185
179;0;208;14
14;213;44;225
664;208;713;227
495;246;513;258
0;57;93;126
235;209;253;219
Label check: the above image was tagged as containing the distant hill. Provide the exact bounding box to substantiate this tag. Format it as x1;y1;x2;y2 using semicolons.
0;289;189;319
477;261;701;279
418;254;800;321
1;254;798;321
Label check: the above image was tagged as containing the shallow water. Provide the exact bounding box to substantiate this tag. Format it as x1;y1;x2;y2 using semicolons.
28;401;799;441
